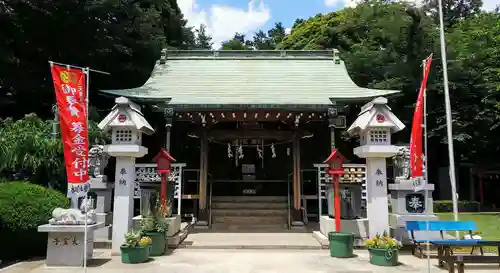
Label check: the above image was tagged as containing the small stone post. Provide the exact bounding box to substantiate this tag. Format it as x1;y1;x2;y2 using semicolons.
347;97;405;237
98;97;154;255
88;145;113;240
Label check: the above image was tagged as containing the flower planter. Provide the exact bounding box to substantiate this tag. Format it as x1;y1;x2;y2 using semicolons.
120;245;150;264
368;248;399;266
328;232;355;258
144;231;166;256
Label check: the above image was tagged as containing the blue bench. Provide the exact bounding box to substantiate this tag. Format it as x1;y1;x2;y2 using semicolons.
406;221;500;273
405;221;482;258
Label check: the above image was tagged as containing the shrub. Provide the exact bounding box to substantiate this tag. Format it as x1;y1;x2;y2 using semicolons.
433;200;481;213
0;181;69;260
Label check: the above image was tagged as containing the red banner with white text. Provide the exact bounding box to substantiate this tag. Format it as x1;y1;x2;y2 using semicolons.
409;55;432;178
50;64;90;196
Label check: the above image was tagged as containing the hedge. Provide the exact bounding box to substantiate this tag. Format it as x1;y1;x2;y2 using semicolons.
0;181;69;260
433;200;481;213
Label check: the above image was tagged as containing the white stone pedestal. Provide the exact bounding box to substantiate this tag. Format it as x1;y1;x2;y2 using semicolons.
111;156;137;255
90;176;113;240
38;223;104;267
389;180;438;243
365;158;390;237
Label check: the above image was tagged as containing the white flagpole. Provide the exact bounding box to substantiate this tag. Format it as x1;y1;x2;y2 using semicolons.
437;0;460;234
83;67;90;273
422;57;431;272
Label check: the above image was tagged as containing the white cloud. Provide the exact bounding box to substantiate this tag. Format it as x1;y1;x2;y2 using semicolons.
178;0;271;48
285;27;291;34
324;0;342;7
483;0;499;11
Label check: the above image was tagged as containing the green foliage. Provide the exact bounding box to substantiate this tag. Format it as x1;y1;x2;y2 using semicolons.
423;0;483;28
0;181;69;259
0;0;188;118
433;200;481;212
432;11;500;163
194;24;213;49
140;213;157;232
0;114;109;187
123;230;142;248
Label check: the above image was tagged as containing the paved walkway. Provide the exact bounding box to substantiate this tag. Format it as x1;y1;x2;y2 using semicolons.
181;232;323;249
3;248;498;273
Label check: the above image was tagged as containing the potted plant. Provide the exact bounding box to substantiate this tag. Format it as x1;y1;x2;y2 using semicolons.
140;197;169;256
364;232;402;266
120;230;152;264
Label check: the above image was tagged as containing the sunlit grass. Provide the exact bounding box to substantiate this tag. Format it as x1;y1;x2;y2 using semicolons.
437;212;500;253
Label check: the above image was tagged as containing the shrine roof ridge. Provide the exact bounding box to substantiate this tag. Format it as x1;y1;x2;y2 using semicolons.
160;49;339;61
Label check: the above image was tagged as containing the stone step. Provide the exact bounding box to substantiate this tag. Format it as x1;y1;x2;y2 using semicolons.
211;208;288;217
211;196;288;202
212;201;288;210
210;223;289;231
213;215;287;225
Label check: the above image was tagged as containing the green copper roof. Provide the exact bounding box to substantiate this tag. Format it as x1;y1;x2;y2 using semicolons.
100;50;400;107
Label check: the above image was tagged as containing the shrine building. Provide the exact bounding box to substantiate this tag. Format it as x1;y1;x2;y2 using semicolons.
100;49;400;230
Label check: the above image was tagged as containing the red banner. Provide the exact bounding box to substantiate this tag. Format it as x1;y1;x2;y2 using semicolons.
50;64;90;196
409;55;432;178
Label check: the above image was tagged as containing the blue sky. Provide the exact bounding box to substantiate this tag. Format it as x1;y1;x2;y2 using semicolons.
177;0;351;47
177;0;499;48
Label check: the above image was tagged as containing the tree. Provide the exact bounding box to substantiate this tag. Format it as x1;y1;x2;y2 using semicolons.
252;30;274;50
252;22;287;50
221;33;253;50
195;24;213;49
0;114;109;188
428;11;500;164
267;22;287;47
423;0;483;28
0;0;187;119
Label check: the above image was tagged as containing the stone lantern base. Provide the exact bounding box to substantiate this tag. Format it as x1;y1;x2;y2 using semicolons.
389;179;439;244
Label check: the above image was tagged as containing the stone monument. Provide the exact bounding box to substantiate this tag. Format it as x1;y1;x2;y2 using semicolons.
88;144;114;240
98;96;154;255
37;199;104;266
389;146;438;243
346;97;405;237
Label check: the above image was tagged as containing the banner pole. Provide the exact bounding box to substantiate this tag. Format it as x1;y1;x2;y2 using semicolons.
423;57;431;273
437;0;459;236
83;68;90;273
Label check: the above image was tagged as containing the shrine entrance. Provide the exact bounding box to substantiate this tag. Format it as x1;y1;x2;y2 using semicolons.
203;122;295;230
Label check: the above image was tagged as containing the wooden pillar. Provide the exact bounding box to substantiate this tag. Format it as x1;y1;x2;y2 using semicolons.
197;129;209;224
291;132;303;224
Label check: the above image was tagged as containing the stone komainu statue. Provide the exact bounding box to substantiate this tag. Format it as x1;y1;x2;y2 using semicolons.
393;146;410;180
88;144;109;178
49;197;97;225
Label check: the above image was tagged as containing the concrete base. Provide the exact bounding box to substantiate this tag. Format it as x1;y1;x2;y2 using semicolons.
389;213;441;244
319;215;369;239
38;223;104;267
94;212;112;240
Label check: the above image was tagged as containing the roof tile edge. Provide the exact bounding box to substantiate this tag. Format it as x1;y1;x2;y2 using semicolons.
161;49;338;60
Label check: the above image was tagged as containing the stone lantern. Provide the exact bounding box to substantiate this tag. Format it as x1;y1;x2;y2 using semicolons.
347;97;405;237
324;149;345;232
98;96;154;255
153;148;176;206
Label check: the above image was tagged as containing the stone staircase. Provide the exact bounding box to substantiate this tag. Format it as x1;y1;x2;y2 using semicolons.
210;196;289;231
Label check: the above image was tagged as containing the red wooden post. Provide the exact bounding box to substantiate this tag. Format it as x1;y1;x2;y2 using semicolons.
333;174;341;232
153;148;176;205
324;149;345;232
